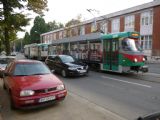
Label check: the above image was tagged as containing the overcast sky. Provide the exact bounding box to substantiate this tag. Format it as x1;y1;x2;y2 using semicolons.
18;0;153;38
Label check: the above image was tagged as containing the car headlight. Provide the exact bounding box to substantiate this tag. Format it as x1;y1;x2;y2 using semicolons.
68;67;77;70
20;90;35;97
56;84;65;91
134;58;138;62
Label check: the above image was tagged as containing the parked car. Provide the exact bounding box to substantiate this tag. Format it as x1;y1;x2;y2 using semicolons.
10;52;17;56
45;55;56;70
45;54;89;77
0;55;16;72
0;59;67;109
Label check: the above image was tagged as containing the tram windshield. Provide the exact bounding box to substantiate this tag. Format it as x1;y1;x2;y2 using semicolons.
122;38;141;52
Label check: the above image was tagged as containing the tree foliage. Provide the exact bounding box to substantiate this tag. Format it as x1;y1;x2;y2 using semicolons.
23;32;30;45
46;20;64;31
65;19;81;27
0;0;48;54
65;14;82;27
28;17;64;44
30;16;48;43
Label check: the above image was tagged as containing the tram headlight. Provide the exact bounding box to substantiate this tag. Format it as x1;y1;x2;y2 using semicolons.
134;58;138;62
143;57;145;61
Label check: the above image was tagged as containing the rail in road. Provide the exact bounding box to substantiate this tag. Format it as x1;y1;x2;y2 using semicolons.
14;53;160;120
60;71;160;120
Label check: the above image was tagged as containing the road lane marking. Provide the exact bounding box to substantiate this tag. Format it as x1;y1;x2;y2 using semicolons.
102;76;152;88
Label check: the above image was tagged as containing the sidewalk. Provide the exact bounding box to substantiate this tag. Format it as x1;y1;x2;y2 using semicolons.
145;56;160;64
0;93;126;120
0;79;126;120
0;114;2;120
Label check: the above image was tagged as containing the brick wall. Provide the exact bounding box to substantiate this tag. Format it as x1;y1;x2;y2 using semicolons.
108;20;111;33
56;32;59;40
153;6;160;56
120;16;124;32
85;23;91;34
135;13;140;32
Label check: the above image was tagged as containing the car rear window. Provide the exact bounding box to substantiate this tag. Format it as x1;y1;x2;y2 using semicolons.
13;63;51;76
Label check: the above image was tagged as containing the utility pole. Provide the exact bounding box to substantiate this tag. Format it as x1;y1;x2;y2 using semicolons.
86;9;100;32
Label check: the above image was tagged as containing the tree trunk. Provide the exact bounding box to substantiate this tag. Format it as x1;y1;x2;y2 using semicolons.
4;28;10;55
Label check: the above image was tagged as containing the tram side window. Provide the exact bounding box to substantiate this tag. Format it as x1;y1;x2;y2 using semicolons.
122;40;130;51
42;46;48;51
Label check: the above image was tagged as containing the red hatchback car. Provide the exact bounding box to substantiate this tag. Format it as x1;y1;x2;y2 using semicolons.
1;60;67;109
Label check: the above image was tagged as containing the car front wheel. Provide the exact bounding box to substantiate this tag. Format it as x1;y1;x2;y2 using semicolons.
3;83;6;90
9;92;16;110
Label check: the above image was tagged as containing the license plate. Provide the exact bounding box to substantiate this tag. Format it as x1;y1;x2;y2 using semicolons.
79;70;86;73
39;96;55;103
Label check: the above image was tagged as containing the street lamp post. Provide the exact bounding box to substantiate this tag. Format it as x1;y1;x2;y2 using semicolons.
87;9;109;34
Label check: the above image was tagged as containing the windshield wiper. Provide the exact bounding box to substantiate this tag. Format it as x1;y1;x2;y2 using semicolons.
30;73;49;75
14;74;29;76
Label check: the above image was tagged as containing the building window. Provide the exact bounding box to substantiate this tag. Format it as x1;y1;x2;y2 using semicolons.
52;34;54;40
47;35;49;41
72;27;78;36
59;31;63;39
140;35;152;50
63;30;67;38
91;22;97;32
125;15;135;31
141;11;153;26
100;22;107;34
49;34;52;43
53;33;56;40
80;25;85;35
111;18;120;33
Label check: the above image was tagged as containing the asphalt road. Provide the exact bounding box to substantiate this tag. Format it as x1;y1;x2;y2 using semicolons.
0;53;160;120
147;63;160;74
0;54;125;120
59;70;160;120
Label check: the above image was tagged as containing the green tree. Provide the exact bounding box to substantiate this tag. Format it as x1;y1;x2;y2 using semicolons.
23;32;31;45
46;20;64;31
0;0;48;55
65;14;82;27
65;19;81;27
65;17;81;37
30;16;48;43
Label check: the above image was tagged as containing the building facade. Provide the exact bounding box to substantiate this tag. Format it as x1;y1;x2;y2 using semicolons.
41;0;160;57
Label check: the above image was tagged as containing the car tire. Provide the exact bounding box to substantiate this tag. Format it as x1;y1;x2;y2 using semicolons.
85;72;89;77
9;92;16;110
3;82;6;90
61;70;67;77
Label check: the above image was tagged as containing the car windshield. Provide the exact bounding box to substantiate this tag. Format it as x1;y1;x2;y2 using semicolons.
122;38;142;52
13;63;51;76
60;55;75;63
